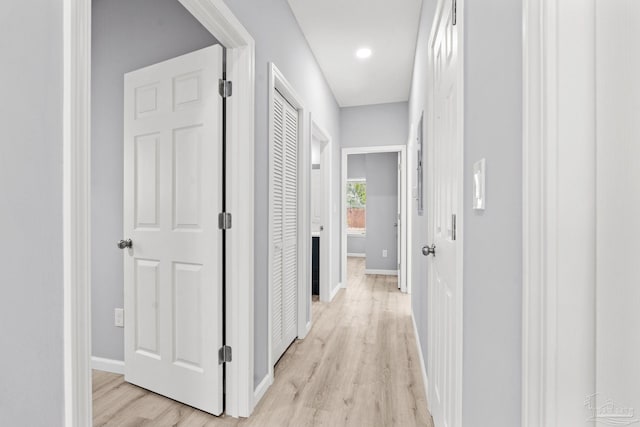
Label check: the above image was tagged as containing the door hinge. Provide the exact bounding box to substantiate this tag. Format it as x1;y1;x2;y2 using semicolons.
219;79;232;98
451;214;457;241
218;345;232;364
218;212;232;230
452;0;457;26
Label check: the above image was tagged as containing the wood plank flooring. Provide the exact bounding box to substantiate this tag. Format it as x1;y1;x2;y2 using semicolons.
93;257;433;427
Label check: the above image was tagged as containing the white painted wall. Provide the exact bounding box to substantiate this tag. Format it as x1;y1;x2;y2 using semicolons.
0;1;64;425
409;1;522;426
223;0;341;388
91;0;218;363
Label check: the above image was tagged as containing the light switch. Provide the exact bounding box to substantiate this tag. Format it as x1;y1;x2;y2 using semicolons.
114;308;124;327
473;159;486;210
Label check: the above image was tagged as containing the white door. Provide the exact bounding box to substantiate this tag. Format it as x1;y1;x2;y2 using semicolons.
427;0;462;426
595;0;640;421
271;90;299;363
123;45;224;415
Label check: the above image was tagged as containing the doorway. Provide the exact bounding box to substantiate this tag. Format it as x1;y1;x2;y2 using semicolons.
310;119;333;303
63;0;256;423
340;145;407;293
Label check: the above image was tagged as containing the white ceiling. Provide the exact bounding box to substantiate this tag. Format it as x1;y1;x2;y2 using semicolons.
287;0;423;107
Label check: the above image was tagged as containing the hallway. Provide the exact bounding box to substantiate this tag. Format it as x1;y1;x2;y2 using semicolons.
92;257;432;426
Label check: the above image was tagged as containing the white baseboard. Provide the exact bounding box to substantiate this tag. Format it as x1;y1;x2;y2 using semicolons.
347;253;366;258
330;283;342;301
253;373;273;408
91;356;125;375
411;312;430;412
364;269;398;276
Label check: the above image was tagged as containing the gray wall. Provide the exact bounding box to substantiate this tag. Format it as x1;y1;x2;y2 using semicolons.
347;236;366;254
0;1;64;425
347;154;366;179
364;153;399;271
462;1;522;425
223;0;341;388
408;1;523;426
341;102;409;148
91;0;219;361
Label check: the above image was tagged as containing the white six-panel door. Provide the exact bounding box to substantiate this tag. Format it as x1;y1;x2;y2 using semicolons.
271;90;299;363
123;45;224;415
595;0;640;419
427;1;462;426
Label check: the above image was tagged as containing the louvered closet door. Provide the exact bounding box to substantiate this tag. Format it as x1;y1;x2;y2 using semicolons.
272;90;298;363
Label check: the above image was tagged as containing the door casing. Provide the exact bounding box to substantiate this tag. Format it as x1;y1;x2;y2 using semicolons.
310;118;333;303
522;0;597;425
62;0;257;424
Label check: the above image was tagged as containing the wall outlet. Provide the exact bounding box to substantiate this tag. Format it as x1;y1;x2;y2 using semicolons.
114;308;124;328
382;249;388;258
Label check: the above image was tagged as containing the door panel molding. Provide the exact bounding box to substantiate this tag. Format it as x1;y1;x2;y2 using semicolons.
62;0;256;424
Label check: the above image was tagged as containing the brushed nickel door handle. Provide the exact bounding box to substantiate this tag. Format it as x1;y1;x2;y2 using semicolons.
422;244;436;257
117;239;132;249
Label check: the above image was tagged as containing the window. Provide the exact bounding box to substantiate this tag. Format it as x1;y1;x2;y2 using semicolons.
346;179;366;234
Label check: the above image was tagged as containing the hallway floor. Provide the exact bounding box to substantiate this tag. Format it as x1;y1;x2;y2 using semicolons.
92;257;432;426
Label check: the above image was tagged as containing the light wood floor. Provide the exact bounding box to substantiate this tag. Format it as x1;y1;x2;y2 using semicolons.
93;257;433;426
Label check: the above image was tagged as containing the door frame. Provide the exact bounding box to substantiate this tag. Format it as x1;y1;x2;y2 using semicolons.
62;0;256;424
310;118;333;303
267;63;310;382
522;0;596;425
340;145;408;292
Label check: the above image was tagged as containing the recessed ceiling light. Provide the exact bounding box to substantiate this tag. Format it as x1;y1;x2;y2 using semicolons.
356;47;372;59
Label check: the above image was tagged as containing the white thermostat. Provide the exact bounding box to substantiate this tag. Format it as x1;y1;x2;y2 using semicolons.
473;158;486;210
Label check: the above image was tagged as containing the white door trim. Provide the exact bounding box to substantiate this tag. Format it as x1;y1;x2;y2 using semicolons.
340;145;407;292
267;63;310;381
62;0;256;424
522;0;596;425
310;118;333;303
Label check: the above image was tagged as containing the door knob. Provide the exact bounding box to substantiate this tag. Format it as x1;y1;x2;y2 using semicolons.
117;239;133;249
422;244;436;257
320;225;324;231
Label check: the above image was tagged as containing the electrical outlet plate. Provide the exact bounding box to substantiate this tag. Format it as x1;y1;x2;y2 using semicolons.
382;249;388;258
